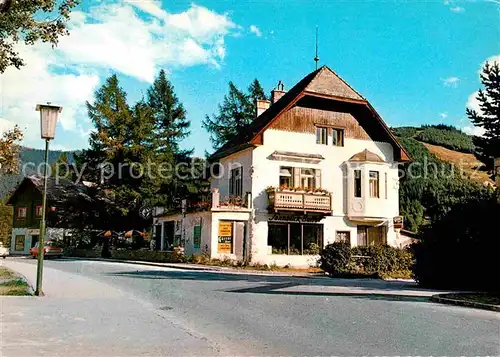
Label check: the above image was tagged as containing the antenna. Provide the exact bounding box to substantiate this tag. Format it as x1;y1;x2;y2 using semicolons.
314;26;319;70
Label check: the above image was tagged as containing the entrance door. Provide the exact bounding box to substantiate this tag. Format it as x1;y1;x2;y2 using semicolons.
31;235;39;248
357;226;367;246
163;221;175;250
233;222;245;260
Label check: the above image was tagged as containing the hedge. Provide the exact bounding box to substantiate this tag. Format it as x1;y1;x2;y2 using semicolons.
319;243;414;279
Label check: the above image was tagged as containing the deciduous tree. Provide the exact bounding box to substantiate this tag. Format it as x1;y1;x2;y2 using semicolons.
0;0;79;72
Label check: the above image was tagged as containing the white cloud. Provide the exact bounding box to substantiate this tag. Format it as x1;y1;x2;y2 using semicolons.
439;112;448;119
442;76;460;87
249;25;262;37
1;1;239;150
480;55;500;73
467;91;482;114
463;125;485;137
450;6;464;12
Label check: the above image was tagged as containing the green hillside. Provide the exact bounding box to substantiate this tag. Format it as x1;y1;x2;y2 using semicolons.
392;124;475;153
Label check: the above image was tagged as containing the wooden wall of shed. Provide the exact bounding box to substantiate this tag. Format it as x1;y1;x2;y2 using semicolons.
268;106;371;140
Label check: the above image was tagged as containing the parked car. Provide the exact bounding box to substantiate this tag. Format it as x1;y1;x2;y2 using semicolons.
30;240;63;258
0;242;9;259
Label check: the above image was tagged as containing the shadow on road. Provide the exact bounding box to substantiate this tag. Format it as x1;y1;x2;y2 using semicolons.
104;269;437;302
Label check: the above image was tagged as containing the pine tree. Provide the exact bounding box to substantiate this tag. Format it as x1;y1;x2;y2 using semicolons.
466;61;500;171
77;74;147;227
147;70;191;155
203;79;267;150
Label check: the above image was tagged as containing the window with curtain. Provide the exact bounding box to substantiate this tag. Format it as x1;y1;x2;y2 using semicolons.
316;127;328;145
300;168;315;189
331;129;344;147
369;171;379;198
279;167;293;189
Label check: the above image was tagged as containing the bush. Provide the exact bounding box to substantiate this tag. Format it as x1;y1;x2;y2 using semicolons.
413;195;500;292
352;245;414;279
320;243;413;279
112;248;186;263
319;243;352;276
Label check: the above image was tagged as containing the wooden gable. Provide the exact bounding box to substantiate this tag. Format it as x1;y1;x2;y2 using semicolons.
269;106;371;141
305;66;364;101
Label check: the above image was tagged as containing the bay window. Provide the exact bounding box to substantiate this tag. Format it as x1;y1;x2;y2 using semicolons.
369;171;379;198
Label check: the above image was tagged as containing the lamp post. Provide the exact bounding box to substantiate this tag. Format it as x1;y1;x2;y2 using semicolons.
34;103;62;297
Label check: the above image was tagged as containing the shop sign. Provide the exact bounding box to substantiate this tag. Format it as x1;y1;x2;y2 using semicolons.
27;229;40;235
393;216;404;230
269;213;323;223
218;221;233;253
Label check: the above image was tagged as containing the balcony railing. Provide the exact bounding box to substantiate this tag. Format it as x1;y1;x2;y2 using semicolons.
267;189;332;214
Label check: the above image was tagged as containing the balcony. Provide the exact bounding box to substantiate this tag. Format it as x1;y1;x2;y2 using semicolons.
267;188;332;214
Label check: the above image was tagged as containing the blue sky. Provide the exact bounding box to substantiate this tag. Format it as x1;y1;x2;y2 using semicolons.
1;0;498;156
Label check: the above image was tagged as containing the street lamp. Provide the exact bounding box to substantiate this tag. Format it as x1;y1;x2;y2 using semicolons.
34;103;62;296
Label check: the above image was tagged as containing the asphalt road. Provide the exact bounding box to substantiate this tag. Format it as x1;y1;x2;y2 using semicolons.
5;258;500;356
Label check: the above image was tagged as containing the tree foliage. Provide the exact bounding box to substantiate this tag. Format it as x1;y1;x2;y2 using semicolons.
203;79;267;150
0;125;23;175
75;71;203;230
0;0;79;73
398;137;491;232
466;61;500;169
392;125;474;153
413;193;500;292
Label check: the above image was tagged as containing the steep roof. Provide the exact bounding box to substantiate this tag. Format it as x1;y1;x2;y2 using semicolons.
6;175;93;205
210;65;411;162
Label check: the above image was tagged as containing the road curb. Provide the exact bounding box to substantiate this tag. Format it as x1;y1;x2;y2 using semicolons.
430;294;500;312
62;257;326;278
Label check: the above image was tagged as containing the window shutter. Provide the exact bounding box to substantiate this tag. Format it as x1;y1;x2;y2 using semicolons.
315;169;322;188
293;167;300;188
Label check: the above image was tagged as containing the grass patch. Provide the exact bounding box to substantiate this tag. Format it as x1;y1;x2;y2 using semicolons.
444;293;500;306
0;267;31;296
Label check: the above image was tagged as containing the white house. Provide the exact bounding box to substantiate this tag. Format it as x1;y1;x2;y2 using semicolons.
154;66;412;267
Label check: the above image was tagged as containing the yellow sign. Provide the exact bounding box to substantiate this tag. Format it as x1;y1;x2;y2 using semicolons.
218;221;232;237
218;222;233;253
218;236;232;253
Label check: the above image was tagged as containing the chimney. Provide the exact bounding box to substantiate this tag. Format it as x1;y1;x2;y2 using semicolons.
256;99;271;117
271;80;286;103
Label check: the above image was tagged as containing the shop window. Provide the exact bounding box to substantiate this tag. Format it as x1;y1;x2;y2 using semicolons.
336;231;351;244
354;170;362;198
17;207;27;219
268;224;288;254
268;223;323;255
369;171;379;198
15;235;25;251
229;166;243;196
332;129;344;147
316;127;328;145
303;225;323;255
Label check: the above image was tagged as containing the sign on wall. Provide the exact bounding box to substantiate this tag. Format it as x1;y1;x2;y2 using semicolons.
193;225;201;249
393;216;404;230
269;213;323;223
218;221;233;253
27;229;40;236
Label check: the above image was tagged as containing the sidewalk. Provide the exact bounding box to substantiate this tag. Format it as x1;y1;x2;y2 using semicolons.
64;256;327;278
0;260;222;357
